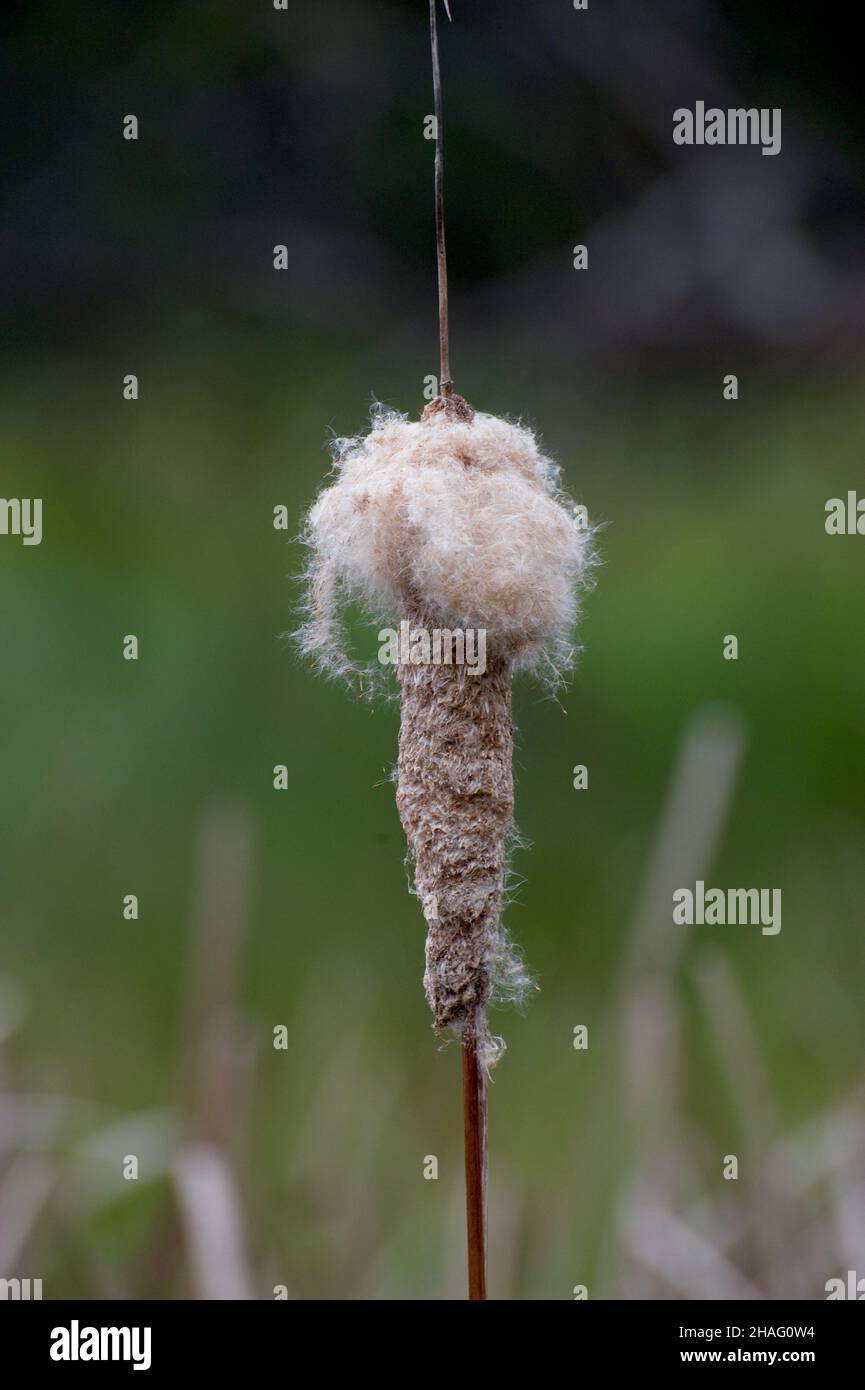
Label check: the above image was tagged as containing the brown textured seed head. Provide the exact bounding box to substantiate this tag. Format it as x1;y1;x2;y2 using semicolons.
297;403;593;1058
395;630;519;1056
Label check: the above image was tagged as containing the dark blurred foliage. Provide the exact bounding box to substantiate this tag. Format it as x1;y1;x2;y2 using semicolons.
2;0;865;377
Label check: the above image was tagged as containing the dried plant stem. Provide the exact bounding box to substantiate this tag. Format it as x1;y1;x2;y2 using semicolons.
462;1032;488;1299
429;0;451;396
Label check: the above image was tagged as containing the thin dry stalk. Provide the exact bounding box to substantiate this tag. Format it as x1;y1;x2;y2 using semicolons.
174;1143;255;1300
462;1035;488;1299
429;0;451;395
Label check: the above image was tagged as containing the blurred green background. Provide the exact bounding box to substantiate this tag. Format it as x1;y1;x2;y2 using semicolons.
2;0;864;1299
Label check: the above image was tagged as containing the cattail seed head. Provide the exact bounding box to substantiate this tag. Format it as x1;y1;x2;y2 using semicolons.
298;405;593;688
298;402;594;1057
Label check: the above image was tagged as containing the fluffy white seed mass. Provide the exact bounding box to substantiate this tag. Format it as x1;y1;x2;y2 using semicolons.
298;405;593;685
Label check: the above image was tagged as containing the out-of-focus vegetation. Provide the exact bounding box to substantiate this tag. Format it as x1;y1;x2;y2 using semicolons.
3;348;864;1297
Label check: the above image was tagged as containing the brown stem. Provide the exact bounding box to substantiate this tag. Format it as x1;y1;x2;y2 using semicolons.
429;0;451;396
462;1028;488;1300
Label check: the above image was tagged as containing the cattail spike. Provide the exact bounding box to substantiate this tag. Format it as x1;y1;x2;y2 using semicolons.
297;0;595;1307
396;635;515;1057
298;403;593;1303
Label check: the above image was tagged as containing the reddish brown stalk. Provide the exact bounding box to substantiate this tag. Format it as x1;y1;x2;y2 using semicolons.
462;1031;488;1300
429;0;452;397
